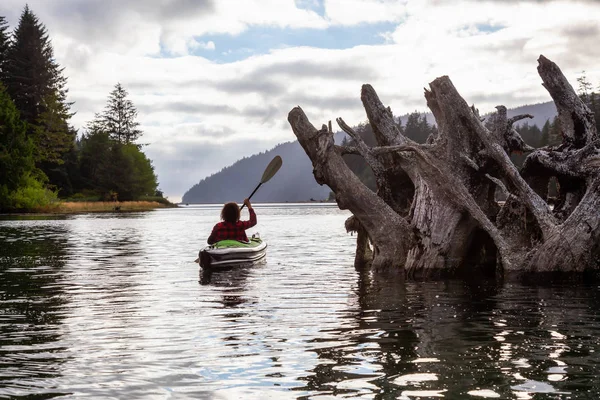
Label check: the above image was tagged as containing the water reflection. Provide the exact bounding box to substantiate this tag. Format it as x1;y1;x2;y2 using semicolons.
0;224;70;398
199;266;255;308
295;271;600;399
0;207;599;399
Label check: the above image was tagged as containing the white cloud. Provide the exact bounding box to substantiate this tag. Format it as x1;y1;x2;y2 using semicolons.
1;0;328;57
324;0;409;25
0;0;599;202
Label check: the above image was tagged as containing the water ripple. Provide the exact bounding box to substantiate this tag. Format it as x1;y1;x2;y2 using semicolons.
1;205;599;399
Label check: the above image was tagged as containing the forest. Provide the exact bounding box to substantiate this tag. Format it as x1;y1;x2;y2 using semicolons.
0;6;161;212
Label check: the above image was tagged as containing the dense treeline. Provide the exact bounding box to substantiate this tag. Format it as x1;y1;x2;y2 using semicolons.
0;6;160;211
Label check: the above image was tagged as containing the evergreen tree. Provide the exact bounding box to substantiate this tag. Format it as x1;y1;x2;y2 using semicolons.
78;127;112;191
0;83;55;210
4;6;70;129
577;71;600;131
79;120;157;200
548;116;562;146
404;112;435;143
34;91;75;164
514;122;541;148
590;90;600;132
577;71;592;104
93;83;142;144
512;122;542;167
114;144;158;200
0;83;33;195
3;6;74;191
395;116;404;134
539;119;551;147
576;72;600;133
0;16;10;82
355;122;377;146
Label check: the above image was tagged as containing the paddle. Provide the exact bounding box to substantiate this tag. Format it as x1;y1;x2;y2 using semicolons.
240;155;283;211
194;155;282;264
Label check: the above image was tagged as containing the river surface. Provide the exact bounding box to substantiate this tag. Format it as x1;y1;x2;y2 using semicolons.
0;204;599;399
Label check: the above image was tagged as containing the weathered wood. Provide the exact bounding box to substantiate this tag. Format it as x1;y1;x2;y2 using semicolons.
345;215;372;269
537;55;597;148
288;108;414;271
288;55;600;278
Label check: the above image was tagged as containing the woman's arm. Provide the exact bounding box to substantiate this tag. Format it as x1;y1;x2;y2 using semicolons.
240;198;257;229
207;224;218;244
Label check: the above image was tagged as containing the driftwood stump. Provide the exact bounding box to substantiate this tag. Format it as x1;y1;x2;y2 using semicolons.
288;56;600;278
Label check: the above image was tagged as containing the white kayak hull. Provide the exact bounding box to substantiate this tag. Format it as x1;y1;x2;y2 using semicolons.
199;239;267;269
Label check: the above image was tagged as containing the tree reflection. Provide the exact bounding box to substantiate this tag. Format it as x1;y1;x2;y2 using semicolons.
295;272;421;398
0;223;70;397
294;270;600;399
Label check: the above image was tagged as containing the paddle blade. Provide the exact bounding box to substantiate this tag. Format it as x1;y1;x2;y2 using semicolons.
260;155;283;183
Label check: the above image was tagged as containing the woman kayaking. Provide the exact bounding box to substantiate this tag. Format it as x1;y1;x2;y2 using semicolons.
198;156;280;268
207;198;257;244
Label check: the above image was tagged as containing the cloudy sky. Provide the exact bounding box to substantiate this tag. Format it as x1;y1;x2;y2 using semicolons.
1;0;599;201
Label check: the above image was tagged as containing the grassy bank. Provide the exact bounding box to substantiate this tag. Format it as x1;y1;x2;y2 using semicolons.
30;200;176;214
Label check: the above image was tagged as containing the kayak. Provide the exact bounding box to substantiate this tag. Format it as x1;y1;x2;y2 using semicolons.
199;237;267;269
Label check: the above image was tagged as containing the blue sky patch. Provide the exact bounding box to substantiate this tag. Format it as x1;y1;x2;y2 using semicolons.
475;23;505;34
294;0;326;17
184;22;398;63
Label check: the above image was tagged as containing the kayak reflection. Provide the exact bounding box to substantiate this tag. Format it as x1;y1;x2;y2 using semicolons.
199;262;264;309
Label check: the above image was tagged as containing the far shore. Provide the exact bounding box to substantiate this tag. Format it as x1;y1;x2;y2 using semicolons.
2;201;176;215
178;200;336;206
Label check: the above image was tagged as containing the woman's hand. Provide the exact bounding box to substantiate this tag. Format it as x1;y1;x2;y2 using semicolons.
243;198;252;209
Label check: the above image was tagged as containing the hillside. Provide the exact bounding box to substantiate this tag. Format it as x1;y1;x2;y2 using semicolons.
181;141;333;204
182;102;557;204
503;101;556;128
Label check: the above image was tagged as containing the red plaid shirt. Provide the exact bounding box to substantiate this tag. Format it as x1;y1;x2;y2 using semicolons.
207;208;257;244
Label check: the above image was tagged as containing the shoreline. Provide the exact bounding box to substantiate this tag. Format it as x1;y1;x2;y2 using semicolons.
1;201;177;215
178;200;337;206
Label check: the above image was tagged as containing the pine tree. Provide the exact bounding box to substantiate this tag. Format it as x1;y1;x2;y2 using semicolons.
0;82;56;210
394;115;404;134
4;6;70;127
591;90;600;132
0;82;33;194
514;122;541;148
539;119;551;147
3;5;74;186
548;116;562;146
576;72;600;132
78;127;112;191
577;71;592;105
0;16;10;82
80;86;155;199
404;112;435;143
34;91;75;165
94;83;142;144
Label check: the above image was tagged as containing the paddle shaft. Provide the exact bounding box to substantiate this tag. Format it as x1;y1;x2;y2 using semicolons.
239;155;282;212
240;183;262;211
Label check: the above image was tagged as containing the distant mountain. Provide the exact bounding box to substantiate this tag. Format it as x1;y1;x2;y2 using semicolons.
503;101;557;128
182;102;557;204
181;141;333;204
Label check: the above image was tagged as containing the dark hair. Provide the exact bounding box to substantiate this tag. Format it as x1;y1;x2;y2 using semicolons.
221;202;240;223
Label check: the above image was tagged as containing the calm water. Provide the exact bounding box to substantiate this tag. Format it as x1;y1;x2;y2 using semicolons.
0;204;599;399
